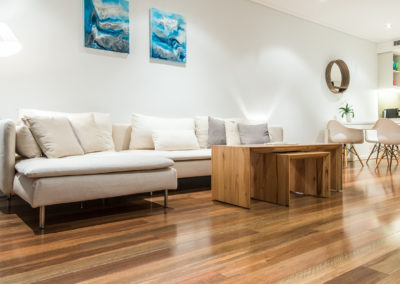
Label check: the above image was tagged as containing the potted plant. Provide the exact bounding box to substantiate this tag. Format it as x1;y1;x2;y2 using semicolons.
339;103;355;123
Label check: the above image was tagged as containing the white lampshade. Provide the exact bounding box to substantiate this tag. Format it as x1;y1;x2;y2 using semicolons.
0;23;22;57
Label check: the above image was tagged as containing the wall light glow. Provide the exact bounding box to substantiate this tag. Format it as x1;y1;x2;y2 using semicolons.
0;23;22;57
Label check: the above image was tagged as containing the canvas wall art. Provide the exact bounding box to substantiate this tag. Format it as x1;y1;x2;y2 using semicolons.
150;8;187;63
84;0;129;54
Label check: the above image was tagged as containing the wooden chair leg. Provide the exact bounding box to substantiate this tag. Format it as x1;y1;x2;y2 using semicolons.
376;146;387;170
389;145;394;169
389;145;398;167
396;146;400;163
366;144;377;164
385;146;391;166
351;145;364;167
392;145;400;164
376;143;381;163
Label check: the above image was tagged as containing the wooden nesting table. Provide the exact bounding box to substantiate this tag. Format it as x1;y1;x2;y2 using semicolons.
211;144;343;209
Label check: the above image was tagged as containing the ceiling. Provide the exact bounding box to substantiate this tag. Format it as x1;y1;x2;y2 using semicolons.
251;0;400;43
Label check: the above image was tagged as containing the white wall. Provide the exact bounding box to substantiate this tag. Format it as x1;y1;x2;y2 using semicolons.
0;0;378;143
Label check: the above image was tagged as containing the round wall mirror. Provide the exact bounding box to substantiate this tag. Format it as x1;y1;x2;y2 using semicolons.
325;60;350;94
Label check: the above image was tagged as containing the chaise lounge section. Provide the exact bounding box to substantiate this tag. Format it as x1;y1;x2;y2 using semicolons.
0;120;178;229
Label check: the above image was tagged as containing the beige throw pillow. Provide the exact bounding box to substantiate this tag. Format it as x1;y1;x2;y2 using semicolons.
152;130;200;151
25;116;84;158
15;125;42;158
68;113;111;154
195;116;209;149
225;120;241;146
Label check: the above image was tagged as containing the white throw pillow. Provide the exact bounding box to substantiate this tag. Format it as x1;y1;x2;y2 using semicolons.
152;130;200;151
92;112;115;151
130;114;195;150
68;113;111;154
25;116;84;158
19;109;115;151
225;120;241;146
15;125;42;158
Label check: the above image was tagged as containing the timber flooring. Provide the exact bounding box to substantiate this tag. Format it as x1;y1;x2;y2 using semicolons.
1;163;400;283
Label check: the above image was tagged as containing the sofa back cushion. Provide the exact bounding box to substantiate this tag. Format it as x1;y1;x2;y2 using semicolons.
16;125;42;158
112;124;132;152
130;114;195;150
91;112;114;151
68;113;112;154
19;109;115;151
24;116;84;158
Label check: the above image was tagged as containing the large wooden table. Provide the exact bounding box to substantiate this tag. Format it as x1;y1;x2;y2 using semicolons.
211;144;343;209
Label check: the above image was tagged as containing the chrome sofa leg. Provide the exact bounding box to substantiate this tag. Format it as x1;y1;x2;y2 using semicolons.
164;189;168;208
39;206;45;230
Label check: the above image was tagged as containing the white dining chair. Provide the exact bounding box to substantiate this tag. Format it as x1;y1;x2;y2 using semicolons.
374;119;400;169
327;120;364;167
365;129;383;164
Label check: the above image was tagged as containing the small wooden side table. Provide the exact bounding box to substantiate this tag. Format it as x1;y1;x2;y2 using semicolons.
275;151;331;206
212;144;342;209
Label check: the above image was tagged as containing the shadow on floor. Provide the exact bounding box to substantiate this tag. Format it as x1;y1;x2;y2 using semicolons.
0;177;211;235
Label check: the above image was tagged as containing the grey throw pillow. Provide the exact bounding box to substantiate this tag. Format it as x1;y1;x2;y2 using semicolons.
238;123;270;145
208;117;226;147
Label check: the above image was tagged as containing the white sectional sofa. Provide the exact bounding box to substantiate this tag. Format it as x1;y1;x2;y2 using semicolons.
0;113;284;230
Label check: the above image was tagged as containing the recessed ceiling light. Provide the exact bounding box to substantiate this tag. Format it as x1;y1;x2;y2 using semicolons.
386;23;392;29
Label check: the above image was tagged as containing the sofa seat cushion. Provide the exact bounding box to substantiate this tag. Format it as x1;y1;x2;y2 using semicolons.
128;149;211;162
15;152;174;179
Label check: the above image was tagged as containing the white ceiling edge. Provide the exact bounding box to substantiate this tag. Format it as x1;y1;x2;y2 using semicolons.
377;41;400;54
249;0;378;44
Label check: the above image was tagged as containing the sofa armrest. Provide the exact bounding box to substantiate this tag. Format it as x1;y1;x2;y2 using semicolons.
0;120;16;195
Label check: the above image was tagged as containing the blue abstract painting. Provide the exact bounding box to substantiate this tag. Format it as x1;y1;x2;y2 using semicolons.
84;0;129;54
150;8;187;63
